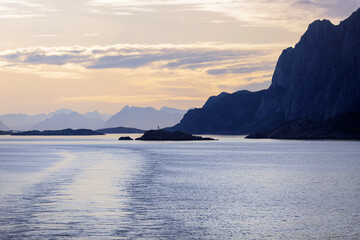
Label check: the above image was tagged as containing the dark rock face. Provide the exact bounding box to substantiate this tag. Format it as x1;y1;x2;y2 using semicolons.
171;8;360;134
118;136;133;140
12;128;104;136
171;90;265;134
246;112;360;140
136;129;216;141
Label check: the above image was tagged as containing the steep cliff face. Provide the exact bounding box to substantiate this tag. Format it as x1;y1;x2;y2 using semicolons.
174;90;265;134
172;8;360;134
260;10;360;121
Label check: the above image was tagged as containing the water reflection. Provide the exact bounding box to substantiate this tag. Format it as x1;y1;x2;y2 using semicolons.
0;136;359;239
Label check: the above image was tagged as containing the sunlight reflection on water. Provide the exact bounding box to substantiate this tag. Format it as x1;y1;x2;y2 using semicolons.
0;135;359;239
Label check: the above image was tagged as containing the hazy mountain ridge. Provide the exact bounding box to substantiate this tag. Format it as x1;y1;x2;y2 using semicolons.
0;120;9;131
33;112;105;130
171;8;360;134
0;113;48;130
105;106;187;130
0;106;186;131
0;108;109;131
83;111;112;121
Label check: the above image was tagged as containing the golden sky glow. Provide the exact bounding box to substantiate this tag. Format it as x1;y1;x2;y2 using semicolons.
0;0;358;114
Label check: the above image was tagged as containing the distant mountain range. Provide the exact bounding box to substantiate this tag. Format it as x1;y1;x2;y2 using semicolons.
0;106;187;131
0;120;9;131
170;8;360;138
104;106;187;130
32;112;106;131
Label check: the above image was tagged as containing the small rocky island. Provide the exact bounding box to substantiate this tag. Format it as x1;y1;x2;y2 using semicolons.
97;126;145;134
118;136;133;140
12;128;104;136
136;129;216;141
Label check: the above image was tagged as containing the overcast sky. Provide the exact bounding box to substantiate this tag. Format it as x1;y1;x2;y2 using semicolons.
0;0;358;114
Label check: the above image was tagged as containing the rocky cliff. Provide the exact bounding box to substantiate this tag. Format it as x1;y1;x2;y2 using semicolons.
171;8;360;134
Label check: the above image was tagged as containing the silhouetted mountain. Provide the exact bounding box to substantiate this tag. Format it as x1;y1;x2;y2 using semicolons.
104;106;186;130
171;8;360;135
33;112;105;130
246;112;360;140
12;128;104;136
0;120;10;131
97;126;145;134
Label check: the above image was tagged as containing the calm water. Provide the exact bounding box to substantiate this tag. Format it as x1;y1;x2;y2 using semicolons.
0;135;359;239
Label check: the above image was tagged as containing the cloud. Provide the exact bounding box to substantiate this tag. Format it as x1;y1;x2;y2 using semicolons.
0;44;279;76
207;62;275;75
35;34;62;38
0;0;54;19
83;33;99;37
62;94;205;104
87;0;359;31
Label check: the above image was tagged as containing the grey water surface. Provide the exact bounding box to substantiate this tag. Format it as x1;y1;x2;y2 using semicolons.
0;135;359;239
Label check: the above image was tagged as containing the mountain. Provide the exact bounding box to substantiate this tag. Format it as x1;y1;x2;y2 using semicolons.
48;108;73;117
33;112;105;130
83;111;112;121
104;106;186;130
0;109;111;131
171;8;360;134
159;107;187;115
0;120;10;131
0;113;47;130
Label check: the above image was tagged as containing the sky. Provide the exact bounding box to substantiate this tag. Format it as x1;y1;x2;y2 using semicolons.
0;0;358;115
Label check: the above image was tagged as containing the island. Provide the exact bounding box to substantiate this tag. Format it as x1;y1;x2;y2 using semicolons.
136;129;216;141
118;136;133;140
97;126;145;134
0;130;12;135
12;128;105;136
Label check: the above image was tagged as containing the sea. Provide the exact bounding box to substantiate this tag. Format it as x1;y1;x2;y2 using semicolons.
0;134;359;239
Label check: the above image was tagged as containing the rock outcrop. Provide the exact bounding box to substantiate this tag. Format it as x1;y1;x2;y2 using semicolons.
118;136;133;140
136;129;216;141
171;8;360;135
246;112;360;140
